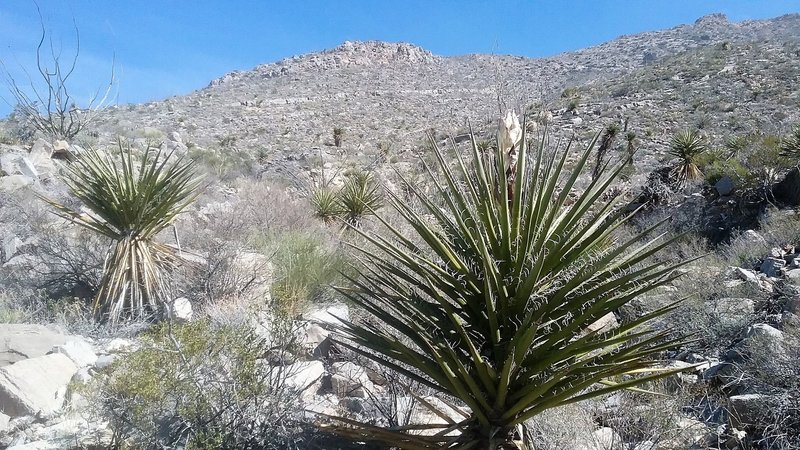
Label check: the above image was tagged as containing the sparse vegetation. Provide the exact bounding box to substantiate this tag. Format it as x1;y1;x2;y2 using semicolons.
84;320;308;449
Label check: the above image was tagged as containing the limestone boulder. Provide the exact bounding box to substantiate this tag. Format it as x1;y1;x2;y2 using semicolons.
0;324;70;367
0;353;79;417
49;339;98;368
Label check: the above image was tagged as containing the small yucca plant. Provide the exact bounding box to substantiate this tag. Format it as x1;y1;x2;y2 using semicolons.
328;115;693;449
668;129;706;187
338;170;383;227
309;184;342;224
779;126;800;159
43;141;202;324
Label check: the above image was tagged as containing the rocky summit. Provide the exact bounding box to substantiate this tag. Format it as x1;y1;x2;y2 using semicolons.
76;12;800;177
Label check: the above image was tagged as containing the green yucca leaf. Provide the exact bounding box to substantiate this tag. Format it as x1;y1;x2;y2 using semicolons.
339;169;383;227
328;116;693;449
41;140;202;324
669;129;706;187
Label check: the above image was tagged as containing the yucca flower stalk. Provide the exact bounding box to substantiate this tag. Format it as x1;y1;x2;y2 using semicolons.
42;141;202;324
327;115;694;449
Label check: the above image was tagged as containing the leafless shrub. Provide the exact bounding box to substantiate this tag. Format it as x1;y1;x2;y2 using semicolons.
1;5;115;142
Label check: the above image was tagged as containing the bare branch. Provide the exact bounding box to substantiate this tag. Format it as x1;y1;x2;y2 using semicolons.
1;5;116;142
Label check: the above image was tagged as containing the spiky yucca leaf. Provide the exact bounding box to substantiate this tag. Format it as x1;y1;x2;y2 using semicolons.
309;185;342;224
42;141;202;323
330;119;692;449
668;129;706;187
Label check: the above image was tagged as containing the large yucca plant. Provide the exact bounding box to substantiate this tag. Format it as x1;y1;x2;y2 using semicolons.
43;142;202;324
668;129;706;187
328;115;693;449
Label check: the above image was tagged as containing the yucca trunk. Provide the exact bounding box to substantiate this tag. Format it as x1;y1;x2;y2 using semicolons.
94;236;166;322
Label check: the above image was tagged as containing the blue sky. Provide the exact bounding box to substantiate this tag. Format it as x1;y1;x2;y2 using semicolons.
1;1;798;117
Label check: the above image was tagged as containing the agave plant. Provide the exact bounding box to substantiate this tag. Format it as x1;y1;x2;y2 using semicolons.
338;170;383;227
668;129;706;187
42;141;202;323
329;116;692;449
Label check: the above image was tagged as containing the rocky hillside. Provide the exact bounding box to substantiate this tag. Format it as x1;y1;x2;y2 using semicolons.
66;13;800;181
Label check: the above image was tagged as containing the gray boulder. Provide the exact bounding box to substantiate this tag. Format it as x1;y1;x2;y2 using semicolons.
0;175;33;192
729;393;771;428
330;362;372;398
0;324;70;367
715;176;735;196
0;353;78;417
49;339;97;368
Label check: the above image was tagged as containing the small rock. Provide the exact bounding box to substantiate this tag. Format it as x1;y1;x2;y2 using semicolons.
0;175;33;192
586;312;618;334
737;230;767;247
0;324;71;367
729;393;771;428
50;339;97;368
168;297;193;322
70;367;93;384
284;360;325;391
0;353;79;417
1;235;23;263
786;269;800;282
302;323;332;358
760;257;785;277
306;302;350;325
733;267;759;284
715;176;734;196
330;362;372;398
746;323;783;341
570;117;583;126
93;354;118;370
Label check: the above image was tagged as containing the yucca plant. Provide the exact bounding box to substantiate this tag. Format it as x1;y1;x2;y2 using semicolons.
328;116;693;449
338;170;383;227
592;122;620;180
668;129;706;187
309;184;342;224
779;126;800;160
42;141;202;324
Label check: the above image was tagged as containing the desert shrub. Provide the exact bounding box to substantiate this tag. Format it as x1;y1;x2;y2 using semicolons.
697;148;749;186
333;127;345;147
188;145;255;180
84;320;309;449
268;231;348;317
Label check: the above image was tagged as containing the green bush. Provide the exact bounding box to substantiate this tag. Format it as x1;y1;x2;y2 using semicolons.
269;231;348;316
85;320;306;449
